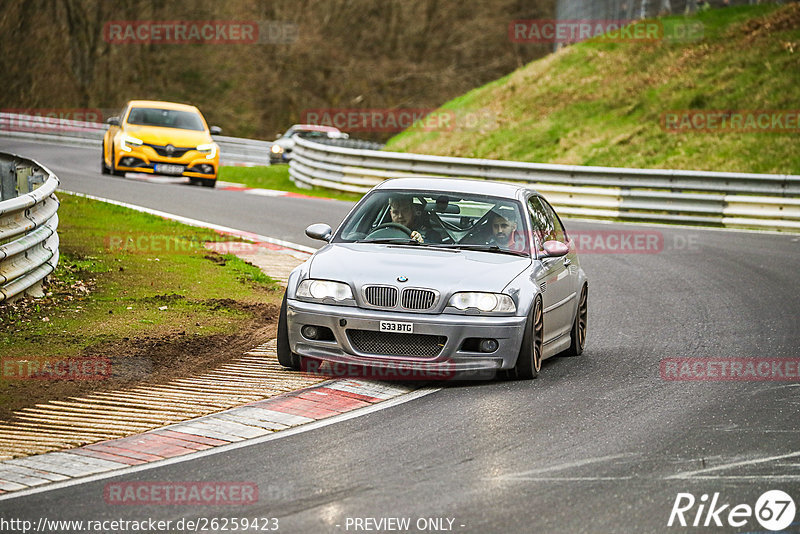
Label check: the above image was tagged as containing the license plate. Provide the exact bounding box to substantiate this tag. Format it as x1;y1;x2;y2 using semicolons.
380;321;413;333
156;164;184;175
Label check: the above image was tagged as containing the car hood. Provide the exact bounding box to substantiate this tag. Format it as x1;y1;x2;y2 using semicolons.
124;125;212;147
309;243;531;293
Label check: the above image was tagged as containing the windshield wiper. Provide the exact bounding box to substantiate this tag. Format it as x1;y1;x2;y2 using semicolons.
356;238;421;245
428;243;529;256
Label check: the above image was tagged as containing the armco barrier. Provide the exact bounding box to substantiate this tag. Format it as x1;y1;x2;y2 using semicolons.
288;136;800;232
0;112;273;166
0;153;60;302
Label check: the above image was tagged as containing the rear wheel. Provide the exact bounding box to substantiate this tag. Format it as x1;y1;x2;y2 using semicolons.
277;293;301;370
508;296;543;380
564;284;588;357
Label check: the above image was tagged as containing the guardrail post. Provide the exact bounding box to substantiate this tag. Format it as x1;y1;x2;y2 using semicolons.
0;160;15;201
16;165;32;195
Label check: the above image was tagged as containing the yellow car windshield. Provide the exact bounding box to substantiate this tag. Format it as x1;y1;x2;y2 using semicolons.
126;108;205;131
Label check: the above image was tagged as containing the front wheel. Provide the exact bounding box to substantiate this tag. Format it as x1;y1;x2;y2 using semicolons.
277;293;301;370
199;177;216;188
101;144;110;174
564;284;587;357
110;144;125;176
508;296;543;380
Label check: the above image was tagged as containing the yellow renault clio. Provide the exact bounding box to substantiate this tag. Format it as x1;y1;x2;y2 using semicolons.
102;100;221;187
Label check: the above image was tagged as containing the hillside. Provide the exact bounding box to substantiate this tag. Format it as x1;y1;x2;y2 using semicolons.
0;0;552;140
386;4;800;175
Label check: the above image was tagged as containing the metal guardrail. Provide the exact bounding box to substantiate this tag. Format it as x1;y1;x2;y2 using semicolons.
289;136;800;232
0;113;273;166
0;153;60;303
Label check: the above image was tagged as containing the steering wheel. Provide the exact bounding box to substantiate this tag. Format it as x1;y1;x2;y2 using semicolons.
366;222;413;239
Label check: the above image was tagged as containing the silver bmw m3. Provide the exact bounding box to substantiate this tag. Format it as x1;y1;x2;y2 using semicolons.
277;177;588;380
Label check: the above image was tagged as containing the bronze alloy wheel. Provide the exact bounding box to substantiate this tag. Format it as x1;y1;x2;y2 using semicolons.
565;284;588;356
509;296;543;380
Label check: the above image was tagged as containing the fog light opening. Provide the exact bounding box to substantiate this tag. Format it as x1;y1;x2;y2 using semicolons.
301;325;319;340
479;338;498;353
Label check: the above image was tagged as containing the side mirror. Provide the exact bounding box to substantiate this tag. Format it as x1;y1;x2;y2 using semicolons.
305;223;332;242
275;132;283;140
541;240;569;258
106;117;120;126
209;126;222;135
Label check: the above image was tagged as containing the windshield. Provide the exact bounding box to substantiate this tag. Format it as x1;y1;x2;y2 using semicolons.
334;189;530;255
295;130;336;139
126;107;206;131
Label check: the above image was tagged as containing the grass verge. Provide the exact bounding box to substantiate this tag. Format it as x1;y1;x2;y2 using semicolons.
0;192;283;419
219;165;363;201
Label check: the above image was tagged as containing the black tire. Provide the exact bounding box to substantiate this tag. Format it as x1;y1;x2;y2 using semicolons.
277;293;301;370
101;144;110;175
199;178;216;188
508;296;543;380
110;144;125;176
564;284;588;357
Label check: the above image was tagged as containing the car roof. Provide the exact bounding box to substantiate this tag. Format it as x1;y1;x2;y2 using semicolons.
289;124;341;133
126;100;200;113
375;177;536;199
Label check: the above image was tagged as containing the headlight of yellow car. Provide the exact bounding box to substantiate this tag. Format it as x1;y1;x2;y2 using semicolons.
121;134;143;152
197;143;217;159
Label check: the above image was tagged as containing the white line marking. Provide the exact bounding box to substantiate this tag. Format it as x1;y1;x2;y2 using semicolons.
58;190;318;255
0;387;439;501
666;450;800;479
489;453;635;481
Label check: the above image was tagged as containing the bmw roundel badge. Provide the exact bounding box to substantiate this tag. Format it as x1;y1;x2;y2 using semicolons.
397;276;408;283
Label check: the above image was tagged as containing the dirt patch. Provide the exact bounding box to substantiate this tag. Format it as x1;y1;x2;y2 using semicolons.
738;3;800;42
0;301;278;420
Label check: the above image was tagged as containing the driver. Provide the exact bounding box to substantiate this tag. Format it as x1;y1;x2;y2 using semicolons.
489;210;525;251
388;195;443;244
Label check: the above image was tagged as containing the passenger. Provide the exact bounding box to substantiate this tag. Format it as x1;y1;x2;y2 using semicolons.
388;195;444;244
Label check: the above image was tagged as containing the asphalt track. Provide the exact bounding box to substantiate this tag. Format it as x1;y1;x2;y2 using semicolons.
1;138;799;533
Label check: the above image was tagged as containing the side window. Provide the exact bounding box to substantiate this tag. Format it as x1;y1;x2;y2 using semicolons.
527;197;552;252
538;197;568;243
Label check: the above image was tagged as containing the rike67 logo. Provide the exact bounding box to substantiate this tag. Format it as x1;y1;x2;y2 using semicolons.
668;490;796;531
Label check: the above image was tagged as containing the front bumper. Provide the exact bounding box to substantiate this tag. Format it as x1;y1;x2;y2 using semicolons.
287;299;527;375
114;146;217;178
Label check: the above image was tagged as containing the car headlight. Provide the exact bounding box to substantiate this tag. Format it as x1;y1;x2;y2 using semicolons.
449;292;516;313
296;279;354;303
197;143;217;159
270;144;284;154
121;134;143;152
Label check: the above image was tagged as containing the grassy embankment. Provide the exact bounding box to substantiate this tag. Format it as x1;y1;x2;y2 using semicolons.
0;193;282;418
387;4;800;175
